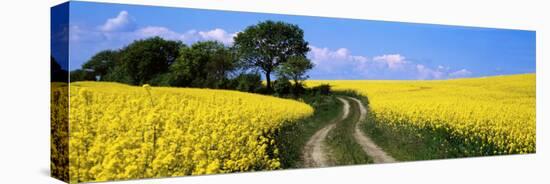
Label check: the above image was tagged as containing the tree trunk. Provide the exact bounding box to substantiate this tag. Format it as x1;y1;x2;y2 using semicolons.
265;71;272;92
293;78;299;97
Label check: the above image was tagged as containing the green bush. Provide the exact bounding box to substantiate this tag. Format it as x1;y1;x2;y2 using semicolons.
70;69;96;82
273;77;292;96
233;73;263;93
310;84;331;95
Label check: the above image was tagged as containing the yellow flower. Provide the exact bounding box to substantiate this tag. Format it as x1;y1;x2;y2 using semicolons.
60;81;313;183
308;74;535;156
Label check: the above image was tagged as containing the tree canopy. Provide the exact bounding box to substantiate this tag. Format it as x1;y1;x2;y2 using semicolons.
234;20;310;91
82;50;119;81
70;20;316;97
70;69;96;82
277;55;314;94
167;41;237;88
117;37;182;85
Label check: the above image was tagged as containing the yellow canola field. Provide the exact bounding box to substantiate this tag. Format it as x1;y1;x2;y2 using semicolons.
308;74;535;156
53;82;313;183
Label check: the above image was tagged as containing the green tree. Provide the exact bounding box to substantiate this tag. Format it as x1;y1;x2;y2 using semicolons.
70;69;96;82
117;37;182;85
168;41;236;88
233;20;310;91
82;50;119;81
273;76;292;96
232;73;263;93
277;56;314;95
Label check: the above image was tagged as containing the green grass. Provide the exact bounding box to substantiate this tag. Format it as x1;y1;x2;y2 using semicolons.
361;111;438;161
324;95;372;165
361;109;504;161
273;94;343;168
332;91;439;161
359;95;482;161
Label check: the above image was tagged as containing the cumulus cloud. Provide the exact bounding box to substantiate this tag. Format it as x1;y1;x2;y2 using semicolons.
449;69;472;78
75;11;476;80
416;64;446;80
93;11;237;44
306;46;475;80
133;27;237;45
72;11;238;45
307;46;369;78
99;11;136;32
135;26;183;40
198;29;237;45
373;54;408;70
308;46;413;79
309;46;368;63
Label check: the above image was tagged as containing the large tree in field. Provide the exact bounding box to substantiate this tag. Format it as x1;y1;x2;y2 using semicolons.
117;36;182;85
233;20;310;91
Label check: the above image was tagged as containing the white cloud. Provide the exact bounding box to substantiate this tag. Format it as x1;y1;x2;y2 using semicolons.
307;46;475;80
309;46;368;63
133;27;237;45
372;54;408;70
416;64;446;80
77;11;477;80
198;29;237;45
80;11;237;45
135;26;183;40
99;11;136;32
308;46;369;76
449;69;472;78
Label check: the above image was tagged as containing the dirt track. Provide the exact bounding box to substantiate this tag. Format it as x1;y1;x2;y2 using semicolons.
301;96;395;167
348;97;396;163
302;97;349;167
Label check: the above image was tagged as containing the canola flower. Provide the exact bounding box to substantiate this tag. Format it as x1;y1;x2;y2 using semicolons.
51;82;69;181
53;82;313;183
308;74;536;156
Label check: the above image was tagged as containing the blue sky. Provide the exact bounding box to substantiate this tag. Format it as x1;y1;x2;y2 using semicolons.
53;1;536;80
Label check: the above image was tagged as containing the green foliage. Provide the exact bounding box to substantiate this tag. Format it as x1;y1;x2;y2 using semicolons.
73;20;314;95
234;20;310;91
78;37;181;85
117;37;182;85
273;95;341;168
325;97;372;165
102;65;133;84
277;56;314;96
82;50;118;81
277;56;314;84
70;69;96;82
232;73;264;93
309;84;332;95
167;41;236;88
273;76;292;96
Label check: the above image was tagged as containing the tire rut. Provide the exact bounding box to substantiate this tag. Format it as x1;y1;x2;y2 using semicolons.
301;97;350;167
348;97;396;163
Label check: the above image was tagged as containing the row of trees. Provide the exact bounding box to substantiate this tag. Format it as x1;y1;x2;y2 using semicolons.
71;20;314;95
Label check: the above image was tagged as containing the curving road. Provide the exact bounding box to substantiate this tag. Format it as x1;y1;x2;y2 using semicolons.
348;97;396;163
302;97;350;167
301;96;395;167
